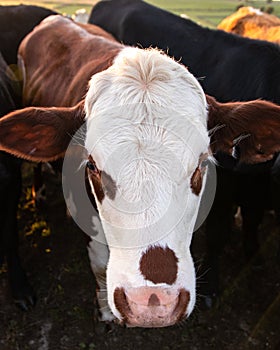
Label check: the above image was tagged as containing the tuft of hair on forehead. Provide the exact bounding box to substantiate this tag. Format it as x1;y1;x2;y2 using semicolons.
113;47;179;91
110;47;206;106
85;47;207;123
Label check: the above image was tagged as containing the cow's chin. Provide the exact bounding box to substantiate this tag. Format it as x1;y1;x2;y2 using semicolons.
112;286;191;328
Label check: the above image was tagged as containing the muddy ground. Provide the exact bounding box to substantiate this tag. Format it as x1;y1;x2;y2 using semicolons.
0;163;280;350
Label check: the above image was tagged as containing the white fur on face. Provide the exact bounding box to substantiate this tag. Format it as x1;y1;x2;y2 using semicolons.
84;47;210;321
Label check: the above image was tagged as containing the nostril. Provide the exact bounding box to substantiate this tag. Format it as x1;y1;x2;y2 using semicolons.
148;293;160;307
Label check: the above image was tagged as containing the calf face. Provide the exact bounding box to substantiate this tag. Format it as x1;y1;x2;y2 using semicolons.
82;48;209;326
1;46;280;327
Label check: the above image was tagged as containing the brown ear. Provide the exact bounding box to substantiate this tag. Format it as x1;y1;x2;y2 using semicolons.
206;95;280;163
0;101;85;162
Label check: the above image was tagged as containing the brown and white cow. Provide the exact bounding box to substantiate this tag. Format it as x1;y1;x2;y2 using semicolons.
1;15;280;327
218;6;280;44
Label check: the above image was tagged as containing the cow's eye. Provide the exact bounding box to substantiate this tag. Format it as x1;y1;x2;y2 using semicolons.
86;160;99;174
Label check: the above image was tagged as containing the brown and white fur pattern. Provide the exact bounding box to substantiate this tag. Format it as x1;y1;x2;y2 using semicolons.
84;47;209;326
1;16;280;327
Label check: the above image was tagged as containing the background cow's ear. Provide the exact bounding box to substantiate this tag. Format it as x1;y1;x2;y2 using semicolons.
0;101;85;162
206;95;280;163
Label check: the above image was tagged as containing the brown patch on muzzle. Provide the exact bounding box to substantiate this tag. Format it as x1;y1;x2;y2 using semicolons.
139;246;178;285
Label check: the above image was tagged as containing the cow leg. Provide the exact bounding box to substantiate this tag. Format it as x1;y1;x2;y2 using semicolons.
86;218;114;322
0;154;36;310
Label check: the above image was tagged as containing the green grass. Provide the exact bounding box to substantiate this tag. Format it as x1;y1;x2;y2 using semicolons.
55;3;92;15
0;0;279;27
0;0;98;13
147;0;280;27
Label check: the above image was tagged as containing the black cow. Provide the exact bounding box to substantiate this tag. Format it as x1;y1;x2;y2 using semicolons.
0;5;56;65
0;5;56;310
89;0;280;104
89;0;280;305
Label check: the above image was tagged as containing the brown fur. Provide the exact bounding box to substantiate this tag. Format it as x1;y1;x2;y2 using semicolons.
77;22;117;42
191;167;202;196
218;7;280;44
113;287;131;323
206;95;280;163
0;16;122;161
139;246;178;285
19;16;122;107
87;168;105;203
86;170;117;203
86;155;117;203
0;102;85;161
171;289;190;322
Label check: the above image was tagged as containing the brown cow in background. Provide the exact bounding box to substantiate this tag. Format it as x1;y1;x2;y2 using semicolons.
218;6;280;44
